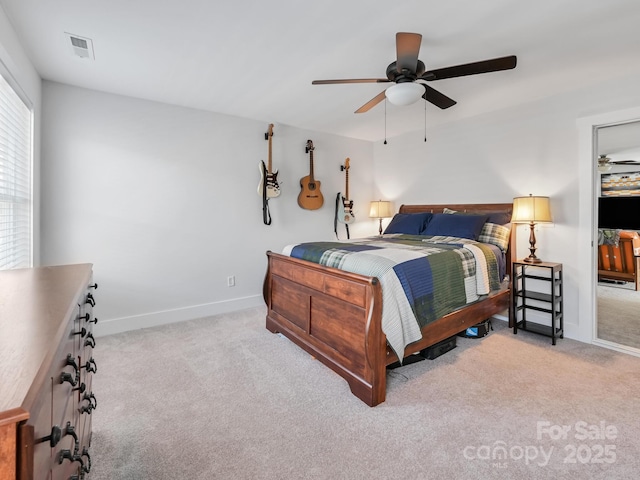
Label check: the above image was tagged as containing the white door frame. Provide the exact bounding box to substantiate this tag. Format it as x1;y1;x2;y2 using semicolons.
577;106;640;357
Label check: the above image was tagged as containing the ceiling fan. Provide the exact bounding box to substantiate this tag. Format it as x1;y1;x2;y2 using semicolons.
312;32;517;114
598;154;640;172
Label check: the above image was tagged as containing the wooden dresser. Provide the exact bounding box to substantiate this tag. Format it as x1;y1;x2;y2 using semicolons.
0;264;98;480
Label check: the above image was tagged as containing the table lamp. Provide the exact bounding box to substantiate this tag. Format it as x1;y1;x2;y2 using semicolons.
511;194;553;263
369;200;394;235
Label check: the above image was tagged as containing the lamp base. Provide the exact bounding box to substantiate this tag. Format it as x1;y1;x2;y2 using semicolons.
523;222;542;264
523;255;543;264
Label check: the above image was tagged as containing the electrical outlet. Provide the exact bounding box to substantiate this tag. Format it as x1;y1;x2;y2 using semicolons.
227;276;235;287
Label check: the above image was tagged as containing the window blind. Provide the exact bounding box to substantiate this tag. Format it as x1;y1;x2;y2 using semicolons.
0;71;32;270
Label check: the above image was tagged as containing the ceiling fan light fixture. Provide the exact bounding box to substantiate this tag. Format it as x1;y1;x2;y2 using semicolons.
598;154;612;173
385;82;424;106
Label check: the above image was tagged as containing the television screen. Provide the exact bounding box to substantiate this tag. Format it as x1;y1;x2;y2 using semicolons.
598;196;640;230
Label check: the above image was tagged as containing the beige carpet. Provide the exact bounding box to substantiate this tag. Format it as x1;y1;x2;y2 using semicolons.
89;307;640;479
597;284;640;349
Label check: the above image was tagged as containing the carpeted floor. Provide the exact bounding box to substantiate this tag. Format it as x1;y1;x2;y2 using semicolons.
89;307;640;479
597;283;640;349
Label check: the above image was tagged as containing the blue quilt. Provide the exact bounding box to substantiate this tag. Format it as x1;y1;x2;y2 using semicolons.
283;234;502;359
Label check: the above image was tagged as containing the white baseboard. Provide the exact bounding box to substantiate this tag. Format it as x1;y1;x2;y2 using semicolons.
94;295;265;337
491;312;508;323
592;338;640;359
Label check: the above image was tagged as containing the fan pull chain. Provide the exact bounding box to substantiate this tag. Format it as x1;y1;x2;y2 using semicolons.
424;100;427;142
384;98;388;145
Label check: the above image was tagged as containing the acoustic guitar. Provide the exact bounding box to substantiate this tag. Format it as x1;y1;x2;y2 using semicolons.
298;139;324;210
337;158;355;224
257;123;280;198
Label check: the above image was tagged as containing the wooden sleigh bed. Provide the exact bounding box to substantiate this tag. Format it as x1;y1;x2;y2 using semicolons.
263;203;515;406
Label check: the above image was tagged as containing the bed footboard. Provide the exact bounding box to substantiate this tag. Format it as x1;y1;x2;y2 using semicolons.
264;251;386;406
264;251;511;406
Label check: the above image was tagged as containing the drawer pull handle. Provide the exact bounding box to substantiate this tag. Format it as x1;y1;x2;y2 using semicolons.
73;382;86;394
73;327;87;337
89;316;98;325
60;372;78;387
86;293;96;306
89;282;98;289
58;450;84;470
39;425;62;447
83;392;98;410
64;422;79;450
79;313;90;322
81;326;88;337
85;333;96;348
79;392;96;414
81;448;92;473
82;358;97;374
65;354;79;375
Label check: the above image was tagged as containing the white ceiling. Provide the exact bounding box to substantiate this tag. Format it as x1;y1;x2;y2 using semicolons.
2;0;640;142
598;121;640;157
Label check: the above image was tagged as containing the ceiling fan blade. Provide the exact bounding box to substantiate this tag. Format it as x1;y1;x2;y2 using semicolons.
396;32;422;73
355;91;387;114
421;55;517;81
312;78;390;85
422;84;457;109
610;159;640;164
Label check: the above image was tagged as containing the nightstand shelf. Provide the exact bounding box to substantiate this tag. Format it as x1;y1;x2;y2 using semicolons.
512;260;563;345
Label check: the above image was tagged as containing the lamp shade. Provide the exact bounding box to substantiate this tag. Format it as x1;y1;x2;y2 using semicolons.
369;200;394;219
385;83;424;106
511;195;552;223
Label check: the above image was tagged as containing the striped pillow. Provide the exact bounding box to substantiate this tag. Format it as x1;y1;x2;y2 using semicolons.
478;222;511;252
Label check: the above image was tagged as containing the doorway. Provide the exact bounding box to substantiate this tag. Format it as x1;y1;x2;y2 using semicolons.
595;121;640;351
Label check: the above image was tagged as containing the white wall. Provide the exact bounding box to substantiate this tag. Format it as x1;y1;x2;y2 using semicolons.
0;5;42;265
27;18;640;345
40;82;374;335
374;72;640;343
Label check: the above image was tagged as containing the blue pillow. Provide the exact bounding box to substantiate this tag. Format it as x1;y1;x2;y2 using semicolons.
485;211;512;225
384;213;433;235
422;213;489;240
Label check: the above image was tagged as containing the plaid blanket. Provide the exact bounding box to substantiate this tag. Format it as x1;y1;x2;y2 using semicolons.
283;234;501;360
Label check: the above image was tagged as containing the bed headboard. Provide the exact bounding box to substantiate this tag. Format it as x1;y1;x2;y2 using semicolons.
398;203;516;276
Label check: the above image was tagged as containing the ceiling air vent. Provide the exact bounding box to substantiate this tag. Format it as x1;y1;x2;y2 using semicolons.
65;32;95;60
